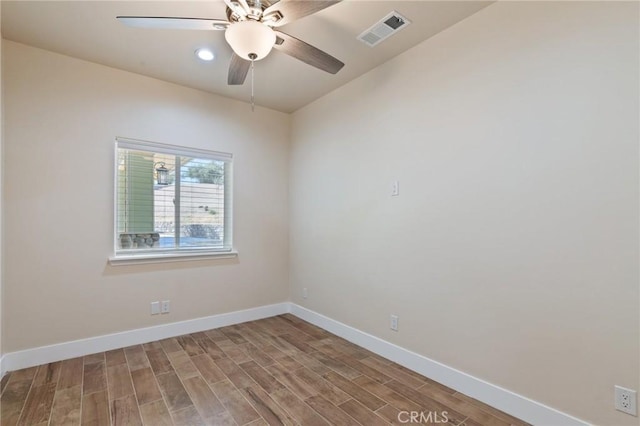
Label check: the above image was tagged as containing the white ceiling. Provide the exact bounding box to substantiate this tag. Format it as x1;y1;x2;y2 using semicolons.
1;1;491;113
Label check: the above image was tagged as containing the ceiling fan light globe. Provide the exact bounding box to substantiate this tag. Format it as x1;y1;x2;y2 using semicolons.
225;20;276;61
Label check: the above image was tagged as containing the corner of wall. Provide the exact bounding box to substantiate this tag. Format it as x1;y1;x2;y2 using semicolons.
0;3;5;367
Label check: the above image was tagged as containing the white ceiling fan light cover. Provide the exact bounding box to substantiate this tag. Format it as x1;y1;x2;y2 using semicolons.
225;20;276;61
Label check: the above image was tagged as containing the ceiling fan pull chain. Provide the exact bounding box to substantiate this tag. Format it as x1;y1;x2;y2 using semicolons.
251;59;255;112
249;53;257;112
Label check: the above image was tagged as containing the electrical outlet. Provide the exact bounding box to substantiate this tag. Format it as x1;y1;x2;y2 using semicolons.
150;301;160;315
303;288;308;299
390;314;399;331
161;300;170;314
615;386;637;416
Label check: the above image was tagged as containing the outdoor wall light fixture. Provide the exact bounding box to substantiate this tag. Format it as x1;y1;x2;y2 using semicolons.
154;162;169;185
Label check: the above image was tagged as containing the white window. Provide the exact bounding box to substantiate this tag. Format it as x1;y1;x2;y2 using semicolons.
111;138;233;264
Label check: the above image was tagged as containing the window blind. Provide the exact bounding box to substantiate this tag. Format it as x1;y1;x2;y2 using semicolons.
115;138;232;255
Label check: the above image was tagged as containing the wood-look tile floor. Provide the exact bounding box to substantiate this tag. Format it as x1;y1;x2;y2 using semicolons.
1;314;530;426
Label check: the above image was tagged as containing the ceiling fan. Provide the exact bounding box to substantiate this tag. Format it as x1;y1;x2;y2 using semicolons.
117;0;345;86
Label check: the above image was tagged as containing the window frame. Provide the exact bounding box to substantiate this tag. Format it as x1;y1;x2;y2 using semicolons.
109;137;237;265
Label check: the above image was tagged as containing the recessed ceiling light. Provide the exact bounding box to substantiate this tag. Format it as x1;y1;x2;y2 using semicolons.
195;48;214;61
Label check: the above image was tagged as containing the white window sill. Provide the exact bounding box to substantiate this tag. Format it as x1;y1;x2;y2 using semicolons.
108;250;238;266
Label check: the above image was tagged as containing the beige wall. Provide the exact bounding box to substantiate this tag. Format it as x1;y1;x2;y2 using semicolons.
3;40;290;352
2;1;640;423
290;2;639;425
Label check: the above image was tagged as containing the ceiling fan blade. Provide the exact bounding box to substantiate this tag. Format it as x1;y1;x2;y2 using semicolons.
237;0;252;13
263;0;340;27
228;54;251;85
224;0;247;17
117;16;229;30
273;31;344;74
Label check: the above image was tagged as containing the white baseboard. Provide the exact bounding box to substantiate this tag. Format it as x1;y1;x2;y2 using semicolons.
289;304;590;426
0;302;290;376
0;301;590;426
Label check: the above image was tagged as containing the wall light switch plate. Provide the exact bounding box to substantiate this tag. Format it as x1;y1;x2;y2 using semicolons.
391;181;400;196
150;301;160;315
